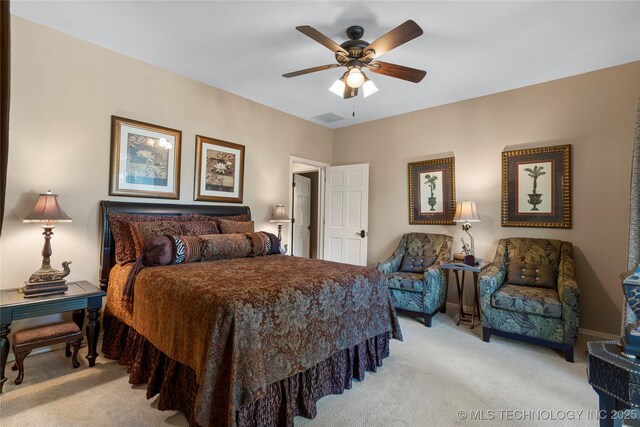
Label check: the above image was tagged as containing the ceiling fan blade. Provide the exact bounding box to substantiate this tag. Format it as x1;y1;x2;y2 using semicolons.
282;64;341;78
368;61;427;83
343;85;358;99
364;20;423;58
296;26;349;56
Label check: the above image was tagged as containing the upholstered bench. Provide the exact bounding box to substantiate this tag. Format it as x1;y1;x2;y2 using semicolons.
11;321;83;385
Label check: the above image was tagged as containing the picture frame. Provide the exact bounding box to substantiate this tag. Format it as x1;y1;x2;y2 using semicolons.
408;157;456;224
109;116;182;199
501;144;571;228
194;135;245;203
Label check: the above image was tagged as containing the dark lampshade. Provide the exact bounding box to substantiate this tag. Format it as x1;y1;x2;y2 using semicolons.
269;204;291;223
23;191;72;224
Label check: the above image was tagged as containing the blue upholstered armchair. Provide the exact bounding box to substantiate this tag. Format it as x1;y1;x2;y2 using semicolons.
479;238;580;362
376;233;452;327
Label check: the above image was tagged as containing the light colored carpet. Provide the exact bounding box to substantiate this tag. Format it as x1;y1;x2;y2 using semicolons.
0;314;602;426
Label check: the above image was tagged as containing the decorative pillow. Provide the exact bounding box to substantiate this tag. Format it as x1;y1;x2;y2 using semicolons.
246;232;282;256
108;213;216;264
133;234;196;267
218;218;255;234
201;234;252;261
179;221;220;236
109;213;176;264
507;263;557;289
215;213;251;223
181;235;205;263
399;254;437;273
129;221;182;258
141;235;175;267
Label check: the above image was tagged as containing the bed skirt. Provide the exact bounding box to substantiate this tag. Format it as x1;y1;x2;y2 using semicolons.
102;315;391;427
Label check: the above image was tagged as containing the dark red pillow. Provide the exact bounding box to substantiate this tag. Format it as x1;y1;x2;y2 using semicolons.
142;235;175;266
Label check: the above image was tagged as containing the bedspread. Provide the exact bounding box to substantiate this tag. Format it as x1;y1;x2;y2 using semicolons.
105;255;401;426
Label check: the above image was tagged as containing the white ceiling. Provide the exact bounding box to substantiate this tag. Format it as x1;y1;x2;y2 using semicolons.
11;1;640;129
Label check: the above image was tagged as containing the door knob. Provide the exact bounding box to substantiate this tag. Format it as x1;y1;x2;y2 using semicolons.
356;230;366;238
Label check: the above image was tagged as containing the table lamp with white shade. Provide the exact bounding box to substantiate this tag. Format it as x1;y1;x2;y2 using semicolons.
452;201;481;260
269;204;291;241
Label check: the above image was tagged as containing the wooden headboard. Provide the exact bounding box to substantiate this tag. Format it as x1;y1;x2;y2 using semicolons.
99;200;251;290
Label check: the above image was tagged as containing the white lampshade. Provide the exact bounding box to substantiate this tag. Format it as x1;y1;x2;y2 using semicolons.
329;78;346;97
345;68;365;88
269;204;291;223
362;76;378;98
453;201;481;223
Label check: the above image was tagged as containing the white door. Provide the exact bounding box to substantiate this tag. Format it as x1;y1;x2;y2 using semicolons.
292;174;311;258
323;164;369;266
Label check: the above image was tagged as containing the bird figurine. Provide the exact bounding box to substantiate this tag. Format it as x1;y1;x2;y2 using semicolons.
28;260;72;283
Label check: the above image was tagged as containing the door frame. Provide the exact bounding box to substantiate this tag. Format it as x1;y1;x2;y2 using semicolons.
289;156;329;259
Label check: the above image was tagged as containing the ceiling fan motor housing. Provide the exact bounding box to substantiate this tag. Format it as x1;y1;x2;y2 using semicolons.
339;25;370;59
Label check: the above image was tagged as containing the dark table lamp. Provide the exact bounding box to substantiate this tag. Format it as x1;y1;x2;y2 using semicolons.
269;204;291;241
23;191;72;283
453;201;481;260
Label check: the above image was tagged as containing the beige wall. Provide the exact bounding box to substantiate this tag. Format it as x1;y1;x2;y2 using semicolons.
1;17;332;296
333;61;640;335
3;17;638;337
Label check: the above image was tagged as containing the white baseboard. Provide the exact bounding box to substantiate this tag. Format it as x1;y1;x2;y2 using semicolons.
445;301;619;340
446;301;473;313
578;328;619;341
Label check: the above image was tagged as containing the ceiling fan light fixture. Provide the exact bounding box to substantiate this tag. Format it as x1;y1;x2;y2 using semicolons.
362;75;378;98
328;78;346;97
345;68;365;88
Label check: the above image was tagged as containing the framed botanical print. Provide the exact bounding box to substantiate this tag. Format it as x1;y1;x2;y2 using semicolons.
194;135;245;203
408;157;456;224
501;144;571;228
109;116;182;199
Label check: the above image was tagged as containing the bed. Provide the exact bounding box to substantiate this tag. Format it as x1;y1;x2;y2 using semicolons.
99;200;402;427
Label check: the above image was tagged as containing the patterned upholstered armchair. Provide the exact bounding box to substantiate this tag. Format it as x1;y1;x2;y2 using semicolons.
376;233;452;327
479;238;579;362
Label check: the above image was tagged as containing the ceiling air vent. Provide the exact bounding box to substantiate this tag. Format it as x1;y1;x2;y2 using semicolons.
313;112;344;123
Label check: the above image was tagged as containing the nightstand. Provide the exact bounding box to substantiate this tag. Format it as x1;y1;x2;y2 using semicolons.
440;261;489;329
0;280;105;393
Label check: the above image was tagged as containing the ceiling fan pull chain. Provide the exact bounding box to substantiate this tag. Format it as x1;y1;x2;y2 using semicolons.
352;100;356;117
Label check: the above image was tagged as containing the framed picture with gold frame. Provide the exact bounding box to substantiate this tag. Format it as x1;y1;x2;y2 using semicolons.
194;135;245;203
501;144;571;228
408;157;456;224
109;116;182;199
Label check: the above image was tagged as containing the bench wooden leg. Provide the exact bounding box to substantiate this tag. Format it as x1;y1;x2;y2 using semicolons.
65;342;71;357
14;350;30;385
69;339;82;369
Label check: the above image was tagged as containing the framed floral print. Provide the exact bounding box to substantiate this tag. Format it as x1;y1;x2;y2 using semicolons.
408;157;456;224
501;144;571;228
194;135;245;203
109;116;182;199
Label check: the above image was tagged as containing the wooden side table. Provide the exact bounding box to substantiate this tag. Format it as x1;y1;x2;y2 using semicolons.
0;280;105;393
440;261;488;329
587;341;640;427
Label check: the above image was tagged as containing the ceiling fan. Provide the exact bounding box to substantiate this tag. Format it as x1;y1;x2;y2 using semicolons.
283;20;427;99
